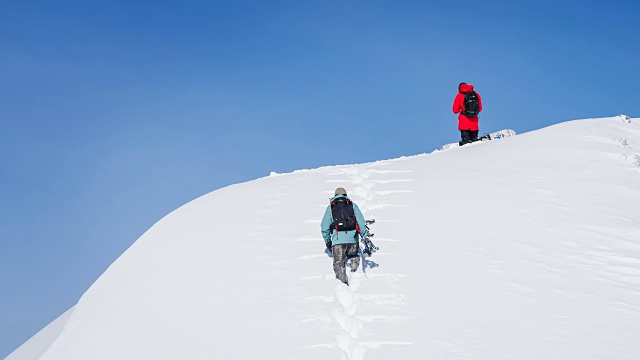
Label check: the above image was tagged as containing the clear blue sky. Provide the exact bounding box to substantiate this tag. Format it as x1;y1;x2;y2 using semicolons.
1;0;638;356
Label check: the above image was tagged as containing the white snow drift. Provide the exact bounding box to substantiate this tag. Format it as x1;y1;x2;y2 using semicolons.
8;115;640;360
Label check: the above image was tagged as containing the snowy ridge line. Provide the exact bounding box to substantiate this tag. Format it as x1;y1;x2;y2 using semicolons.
434;128;517;152
302;164;411;360
13;116;640;359
5;307;76;360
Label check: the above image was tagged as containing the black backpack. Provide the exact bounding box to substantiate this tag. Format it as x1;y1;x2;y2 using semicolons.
462;91;479;117
330;197;357;232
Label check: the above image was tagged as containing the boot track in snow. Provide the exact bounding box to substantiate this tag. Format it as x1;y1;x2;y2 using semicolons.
303;163;413;360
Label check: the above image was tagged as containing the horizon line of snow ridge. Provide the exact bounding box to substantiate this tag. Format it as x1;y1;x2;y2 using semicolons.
6;115;640;360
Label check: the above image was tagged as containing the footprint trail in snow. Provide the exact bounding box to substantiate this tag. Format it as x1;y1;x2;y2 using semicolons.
303;163;415;360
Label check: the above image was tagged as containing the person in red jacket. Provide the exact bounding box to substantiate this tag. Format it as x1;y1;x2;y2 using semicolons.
452;82;483;146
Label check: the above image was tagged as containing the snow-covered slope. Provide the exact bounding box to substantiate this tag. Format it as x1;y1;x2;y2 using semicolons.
5;308;74;360
8;116;640;360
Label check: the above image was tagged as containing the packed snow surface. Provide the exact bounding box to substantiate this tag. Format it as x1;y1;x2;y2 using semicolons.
8;116;640;360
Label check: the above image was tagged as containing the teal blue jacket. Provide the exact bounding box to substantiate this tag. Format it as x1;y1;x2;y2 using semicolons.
321;195;369;246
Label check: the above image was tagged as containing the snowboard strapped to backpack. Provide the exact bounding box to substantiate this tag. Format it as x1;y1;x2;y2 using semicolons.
462;91;479;117
330;197;357;232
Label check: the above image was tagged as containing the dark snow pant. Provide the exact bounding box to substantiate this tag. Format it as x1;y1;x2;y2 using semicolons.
331;243;359;284
459;130;479;146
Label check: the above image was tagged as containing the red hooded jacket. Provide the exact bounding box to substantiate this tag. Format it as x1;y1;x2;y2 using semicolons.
452;83;482;131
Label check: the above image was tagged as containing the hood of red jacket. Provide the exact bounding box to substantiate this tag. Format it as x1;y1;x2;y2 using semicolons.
458;83;475;93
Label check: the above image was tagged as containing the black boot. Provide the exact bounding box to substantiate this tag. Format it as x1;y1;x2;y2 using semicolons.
459;130;472;146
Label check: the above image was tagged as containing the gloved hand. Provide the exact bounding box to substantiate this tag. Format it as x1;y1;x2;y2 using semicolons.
325;241;332;250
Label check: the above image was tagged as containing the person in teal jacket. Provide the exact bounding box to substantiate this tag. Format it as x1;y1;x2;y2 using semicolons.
321;187;369;285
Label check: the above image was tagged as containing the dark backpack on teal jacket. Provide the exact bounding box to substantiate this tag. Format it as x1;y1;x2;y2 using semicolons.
330;197;357;232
